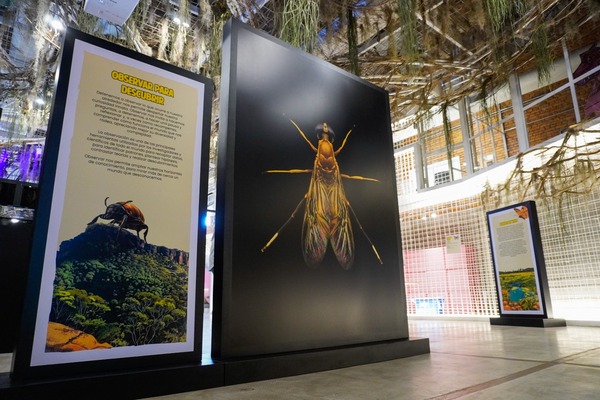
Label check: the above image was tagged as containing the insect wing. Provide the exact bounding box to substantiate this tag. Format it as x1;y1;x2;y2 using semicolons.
302;167;354;269
302;171;328;266
329;174;354;269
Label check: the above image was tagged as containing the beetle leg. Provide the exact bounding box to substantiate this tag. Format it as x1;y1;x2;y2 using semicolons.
87;215;101;225
142;225;149;243
115;215;129;240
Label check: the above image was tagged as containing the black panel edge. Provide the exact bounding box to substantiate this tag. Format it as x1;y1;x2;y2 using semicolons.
490;317;567;328
223;337;430;385
1;363;224;400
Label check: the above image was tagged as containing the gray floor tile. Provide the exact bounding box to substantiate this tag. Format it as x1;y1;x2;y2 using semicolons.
458;364;600;400
3;318;599;399
143;319;600;399
0;353;11;374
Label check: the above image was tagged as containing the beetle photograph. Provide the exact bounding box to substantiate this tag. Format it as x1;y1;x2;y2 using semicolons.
88;196;149;243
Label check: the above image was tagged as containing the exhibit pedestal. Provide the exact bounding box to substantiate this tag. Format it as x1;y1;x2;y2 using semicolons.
490;317;566;327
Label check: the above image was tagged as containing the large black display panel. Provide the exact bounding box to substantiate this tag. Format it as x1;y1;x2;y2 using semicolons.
213;19;409;359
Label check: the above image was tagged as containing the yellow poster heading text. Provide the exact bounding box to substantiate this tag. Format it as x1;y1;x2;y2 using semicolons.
499;218;518;226
111;70;175;105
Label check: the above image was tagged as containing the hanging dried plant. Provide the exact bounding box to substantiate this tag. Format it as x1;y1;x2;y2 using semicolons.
531;21;553;85
481;125;600;213
122;21;153;56
347;6;360;75
441;102;455;181
183;27;201;72
207;15;227;80
384;6;397;59
164;0;188;67
74;7;103;37
169;26;187;66
197;0;214;28
122;0;153;55
483;0;526;34
279;0;320;53
396;0;418;61
157;18;170;61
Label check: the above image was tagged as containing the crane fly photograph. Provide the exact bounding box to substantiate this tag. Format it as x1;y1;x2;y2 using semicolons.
213;19;410;359
261;119;383;270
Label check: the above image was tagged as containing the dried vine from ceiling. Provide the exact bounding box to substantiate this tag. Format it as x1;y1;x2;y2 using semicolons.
1;0;599;128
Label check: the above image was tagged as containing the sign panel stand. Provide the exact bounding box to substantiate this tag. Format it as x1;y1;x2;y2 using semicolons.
11;28;213;380
486;201;565;327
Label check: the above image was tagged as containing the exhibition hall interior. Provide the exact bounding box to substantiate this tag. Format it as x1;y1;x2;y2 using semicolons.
1;1;600;399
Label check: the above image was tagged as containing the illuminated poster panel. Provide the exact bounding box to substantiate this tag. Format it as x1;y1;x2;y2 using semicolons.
12;28;212;379
486;201;552;318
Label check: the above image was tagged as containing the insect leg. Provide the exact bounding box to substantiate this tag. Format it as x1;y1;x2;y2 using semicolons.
261;196;307;253
263;169;312;175
116;215;129;240
341;173;379;182
346;201;383;264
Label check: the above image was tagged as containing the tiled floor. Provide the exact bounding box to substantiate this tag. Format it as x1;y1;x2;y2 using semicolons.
3;318;599;399
145;318;600;400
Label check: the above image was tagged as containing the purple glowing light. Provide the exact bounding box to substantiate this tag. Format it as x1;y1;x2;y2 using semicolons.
0;148;8;179
0;143;44;183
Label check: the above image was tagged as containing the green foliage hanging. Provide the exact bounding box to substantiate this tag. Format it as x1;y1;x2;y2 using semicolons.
279;0;320;53
396;0;418;61
531;22;553;85
483;0;526;34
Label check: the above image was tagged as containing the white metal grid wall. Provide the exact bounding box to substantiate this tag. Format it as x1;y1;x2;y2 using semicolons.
537;191;600;321
395;146;418;195
399;198;499;317
395;131;600;321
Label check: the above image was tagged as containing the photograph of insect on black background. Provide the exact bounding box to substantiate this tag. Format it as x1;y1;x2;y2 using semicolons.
214;19;409;359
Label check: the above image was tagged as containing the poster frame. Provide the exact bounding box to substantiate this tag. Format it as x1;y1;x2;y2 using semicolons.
486;200;553;318
11;28;213;380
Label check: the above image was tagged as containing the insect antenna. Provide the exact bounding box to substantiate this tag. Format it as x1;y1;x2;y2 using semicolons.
290;119;317;152
346;201;383;264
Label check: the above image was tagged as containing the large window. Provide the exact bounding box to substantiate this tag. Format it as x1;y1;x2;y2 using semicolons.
469;101;510;171
394;41;598;193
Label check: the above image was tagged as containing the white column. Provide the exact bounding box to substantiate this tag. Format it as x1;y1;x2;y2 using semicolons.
509;73;529;153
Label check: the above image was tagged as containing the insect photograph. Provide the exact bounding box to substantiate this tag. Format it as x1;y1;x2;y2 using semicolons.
212;20;409;359
261;119;383;270
88;196;149;243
